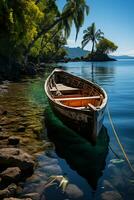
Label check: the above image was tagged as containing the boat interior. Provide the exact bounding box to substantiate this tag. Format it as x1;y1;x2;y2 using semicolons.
49;81;104;109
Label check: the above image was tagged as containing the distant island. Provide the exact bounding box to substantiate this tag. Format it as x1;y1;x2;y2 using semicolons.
65;47;89;59
110;55;134;59
64;47;134;62
64;47;115;62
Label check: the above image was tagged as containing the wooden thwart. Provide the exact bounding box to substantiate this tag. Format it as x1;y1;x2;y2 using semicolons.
55;96;100;101
50;84;79;92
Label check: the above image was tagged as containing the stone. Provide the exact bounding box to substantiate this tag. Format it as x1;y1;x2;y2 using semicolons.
17;126;25;132
0;183;17;199
103;180;115;190
0;167;21;183
101;191;123;200
65;184;84;199
8;137;20;145
0;148;35;174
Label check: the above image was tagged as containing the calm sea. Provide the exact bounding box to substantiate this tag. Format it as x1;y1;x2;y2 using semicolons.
1;59;133;200
44;59;134;200
26;59;134;200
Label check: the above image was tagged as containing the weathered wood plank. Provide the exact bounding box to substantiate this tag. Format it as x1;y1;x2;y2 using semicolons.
55;96;100;101
50;84;79;92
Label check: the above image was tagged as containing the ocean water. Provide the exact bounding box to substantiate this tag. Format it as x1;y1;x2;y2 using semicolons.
1;59;134;200
49;59;134;200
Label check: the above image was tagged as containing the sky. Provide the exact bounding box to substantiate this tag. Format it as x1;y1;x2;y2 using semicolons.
56;0;134;56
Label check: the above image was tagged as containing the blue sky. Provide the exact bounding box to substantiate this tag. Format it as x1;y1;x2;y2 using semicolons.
56;0;134;56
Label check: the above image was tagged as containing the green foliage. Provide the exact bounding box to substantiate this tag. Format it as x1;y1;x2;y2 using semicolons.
82;22;104;53
61;0;89;40
0;0;89;70
30;30;67;62
96;38;118;54
0;0;44;63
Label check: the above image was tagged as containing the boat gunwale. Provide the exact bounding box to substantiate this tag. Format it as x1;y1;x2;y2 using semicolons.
44;68;108;112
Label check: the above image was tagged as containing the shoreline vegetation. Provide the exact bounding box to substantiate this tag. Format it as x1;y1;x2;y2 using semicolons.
0;1;118;82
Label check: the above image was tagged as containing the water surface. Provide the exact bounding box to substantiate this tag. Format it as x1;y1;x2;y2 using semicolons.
0;59;134;200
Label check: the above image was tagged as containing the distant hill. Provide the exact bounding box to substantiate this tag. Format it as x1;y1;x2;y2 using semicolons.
110;55;134;59
65;47;89;58
65;47;134;60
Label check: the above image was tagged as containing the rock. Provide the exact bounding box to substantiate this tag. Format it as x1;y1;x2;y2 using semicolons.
108;164;125;188
0;183;17;199
101;191;123;200
103;180;115;191
0;167;21;184
8;137;20;145
43;142;55;150
65;184;84;199
0;148;35;174
23;193;40;200
17;126;25;132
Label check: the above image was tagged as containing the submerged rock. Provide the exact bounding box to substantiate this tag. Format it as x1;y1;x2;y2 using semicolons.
101;191;123;200
0;183;17;199
8;137;20;145
17;126;25;132
0;167;21;184
0;148;35;173
103;180;115;190
65;184;84;199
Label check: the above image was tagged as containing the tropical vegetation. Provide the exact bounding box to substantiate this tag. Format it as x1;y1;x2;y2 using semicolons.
82;23;118;60
0;0;89;80
96;38;118;54
0;0;118;80
82;22;104;54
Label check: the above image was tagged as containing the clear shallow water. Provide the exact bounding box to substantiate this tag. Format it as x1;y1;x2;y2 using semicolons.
1;60;134;200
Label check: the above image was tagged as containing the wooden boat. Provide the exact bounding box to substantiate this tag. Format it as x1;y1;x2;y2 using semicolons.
44;68;107;143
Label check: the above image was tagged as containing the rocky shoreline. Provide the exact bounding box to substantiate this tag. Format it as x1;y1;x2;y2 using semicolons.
0;80;47;199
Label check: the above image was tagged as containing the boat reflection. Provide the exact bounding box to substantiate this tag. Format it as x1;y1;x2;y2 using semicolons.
45;106;109;190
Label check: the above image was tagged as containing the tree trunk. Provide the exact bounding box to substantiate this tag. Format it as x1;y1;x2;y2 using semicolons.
91;40;95;54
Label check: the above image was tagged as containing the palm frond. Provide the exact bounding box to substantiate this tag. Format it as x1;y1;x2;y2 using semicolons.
82;22;104;51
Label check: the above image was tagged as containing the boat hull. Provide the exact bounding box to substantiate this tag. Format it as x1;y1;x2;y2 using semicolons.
45;69;107;144
49;98;106;144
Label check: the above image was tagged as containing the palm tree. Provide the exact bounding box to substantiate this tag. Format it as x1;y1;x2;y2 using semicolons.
81;23;104;54
24;0;89;64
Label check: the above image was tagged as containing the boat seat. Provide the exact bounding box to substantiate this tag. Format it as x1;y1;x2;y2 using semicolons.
50;84;79;92
55;96;100;101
